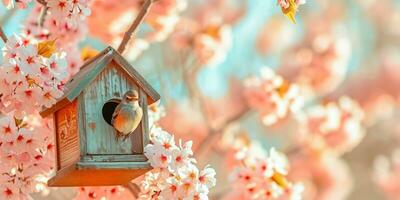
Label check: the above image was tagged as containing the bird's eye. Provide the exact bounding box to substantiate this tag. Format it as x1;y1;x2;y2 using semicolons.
126;96;133;100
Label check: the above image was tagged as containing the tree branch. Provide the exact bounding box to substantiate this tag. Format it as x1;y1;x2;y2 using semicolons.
117;0;156;54
0;26;7;43
38;6;48;27
36;0;47;6
125;182;141;198
194;106;250;157
36;0;48;27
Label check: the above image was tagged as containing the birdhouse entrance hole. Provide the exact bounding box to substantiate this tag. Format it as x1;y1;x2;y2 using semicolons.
102;98;121;126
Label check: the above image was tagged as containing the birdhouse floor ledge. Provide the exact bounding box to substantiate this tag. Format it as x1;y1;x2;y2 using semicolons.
48;162;151;187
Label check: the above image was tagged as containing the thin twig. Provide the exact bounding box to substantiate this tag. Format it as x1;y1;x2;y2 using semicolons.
0;26;7;43
194;106;250;157
125;182;141;198
178;49;252;157
117;0;155;53
36;0;47;6
38;6;49;27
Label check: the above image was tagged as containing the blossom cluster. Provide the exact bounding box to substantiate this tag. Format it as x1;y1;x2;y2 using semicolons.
101;0;187;60
171;18;232;66
139;127;216;199
299;96;365;155
2;0;32;9
24;0;90;46
288;151;353;200
243;67;303;126
0;34;66;117
282;25;351;96
23;0;91;77
228;145;303;200
0;114;55;199
46;0;91;28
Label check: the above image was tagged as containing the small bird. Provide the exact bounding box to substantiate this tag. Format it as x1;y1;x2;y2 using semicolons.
112;90;143;141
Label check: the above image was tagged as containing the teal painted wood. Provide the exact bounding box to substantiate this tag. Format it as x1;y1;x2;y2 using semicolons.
40;46;161;118
78;94;87;157
76;161;151;169
139;89;150;150
66;49;114;102
80;154;148;162
82;62;144;155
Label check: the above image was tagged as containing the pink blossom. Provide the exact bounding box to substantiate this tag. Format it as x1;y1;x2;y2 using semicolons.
289;151;353;200
244;67;303;126
299;96;365;155
140;125;216;199
0;113;54;199
170;18;232;66
226;145;303;200
1;0;32;9
0;34;65;116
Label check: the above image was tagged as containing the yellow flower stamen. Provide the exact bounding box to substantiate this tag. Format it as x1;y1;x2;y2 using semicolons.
37;39;57;58
281;0;298;24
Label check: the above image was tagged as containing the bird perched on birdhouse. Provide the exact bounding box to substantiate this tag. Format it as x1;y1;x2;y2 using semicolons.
112;90;143;141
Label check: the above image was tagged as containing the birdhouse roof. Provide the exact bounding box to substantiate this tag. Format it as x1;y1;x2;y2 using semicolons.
40;46;160;117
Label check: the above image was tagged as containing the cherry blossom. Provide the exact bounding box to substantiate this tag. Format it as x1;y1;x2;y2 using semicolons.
0;34;65;116
289;151;353;200
243;67;303;126
0;113;55;199
280;20;351;97
47;0;91;28
299;96;365;155
140;126;216;199
227;144;303;200
24;2;89;49
170;17;232;66
2;0;32;9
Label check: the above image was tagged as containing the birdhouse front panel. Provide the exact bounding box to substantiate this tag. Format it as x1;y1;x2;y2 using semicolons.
55;99;80;170
81;61;145;155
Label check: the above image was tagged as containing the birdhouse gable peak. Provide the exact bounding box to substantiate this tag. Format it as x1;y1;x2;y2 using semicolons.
40;46;160;117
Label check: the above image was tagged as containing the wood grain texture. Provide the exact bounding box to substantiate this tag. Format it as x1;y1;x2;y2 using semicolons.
41;46;161;117
83;61;143;155
80;154;148;162
112;50;160;105
139;89;150;149
55;100;80;169
78;94;87;157
40;48;113;118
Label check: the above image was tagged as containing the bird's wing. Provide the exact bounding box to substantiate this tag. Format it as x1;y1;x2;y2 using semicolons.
111;103;122;125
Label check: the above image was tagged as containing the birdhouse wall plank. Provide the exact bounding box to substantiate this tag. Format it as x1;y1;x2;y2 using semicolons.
78;94;87;157
139;89;149;148
82;62;144;155
55;100;80;170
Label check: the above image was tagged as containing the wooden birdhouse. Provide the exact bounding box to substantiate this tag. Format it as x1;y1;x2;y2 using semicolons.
40;46;160;186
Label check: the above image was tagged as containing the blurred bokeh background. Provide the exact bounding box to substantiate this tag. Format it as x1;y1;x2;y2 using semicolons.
1;0;400;199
